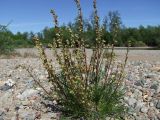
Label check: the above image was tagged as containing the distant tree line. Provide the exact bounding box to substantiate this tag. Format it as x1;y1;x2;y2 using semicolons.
1;11;160;50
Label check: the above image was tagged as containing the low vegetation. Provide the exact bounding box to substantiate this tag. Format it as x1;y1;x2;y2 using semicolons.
33;0;129;119
0;26;15;54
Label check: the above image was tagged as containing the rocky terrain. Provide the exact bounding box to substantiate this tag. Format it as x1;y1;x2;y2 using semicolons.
0;49;160;120
124;61;160;120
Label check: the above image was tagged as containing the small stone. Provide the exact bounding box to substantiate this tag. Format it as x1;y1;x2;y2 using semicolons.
26;80;34;88
4;108;9;112
134;85;142;90
53;100;57;105
0;117;4;120
5;79;15;86
143;95;149;102
28;95;38;100
150;84;158;90
156;100;160;109
132;112;137;116
39;75;45;80
125;114;136;120
145;73;156;79
136;113;148;120
21;100;31;106
21;112;35;120
11;117;16;120
106;117;111;120
134;89;142;100
55;113;61;120
149;102;154;107
41;113;57;120
140;107;148;113
0;110;5;117
147;109;155;119
15;106;20;111
135;101;144;111
156;93;160;98
128;98;137;107
17;89;39;100
126;92;132;96
140;79;146;85
150;89;156;96
157;86;160;93
151;66;160;72
0;79;15;91
0;112;2;117
128;107;135;115
134;80;144;87
124;96;129;102
157;113;160;119
0;84;13;91
35;112;41;119
127;75;133;81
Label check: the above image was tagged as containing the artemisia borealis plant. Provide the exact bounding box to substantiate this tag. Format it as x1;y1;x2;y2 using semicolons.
33;0;128;119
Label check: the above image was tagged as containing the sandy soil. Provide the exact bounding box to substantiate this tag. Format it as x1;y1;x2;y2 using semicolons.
14;48;160;62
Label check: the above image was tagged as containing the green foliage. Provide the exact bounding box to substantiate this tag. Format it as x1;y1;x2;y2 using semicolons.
1;15;160;49
36;13;160;48
0;25;36;55
121;26;160;47
12;31;34;48
34;0;128;119
155;38;160;48
0;27;14;54
127;36;146;47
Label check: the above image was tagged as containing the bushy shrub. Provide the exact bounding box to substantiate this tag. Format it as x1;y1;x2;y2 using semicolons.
155;38;160;48
135;41;146;47
0;27;14;55
34;0;129;119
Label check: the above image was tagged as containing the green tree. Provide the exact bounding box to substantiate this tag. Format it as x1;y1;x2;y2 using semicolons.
0;26;14;54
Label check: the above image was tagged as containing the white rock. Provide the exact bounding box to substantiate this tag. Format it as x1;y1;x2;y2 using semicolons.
135;101;144;112
140;107;148;113
149;102;154;107
5;79;15;87
128;98;137;107
17;89;39;100
39;75;45;80
53;100;57;105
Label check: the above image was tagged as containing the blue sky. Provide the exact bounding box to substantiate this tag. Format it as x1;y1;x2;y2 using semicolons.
0;0;160;33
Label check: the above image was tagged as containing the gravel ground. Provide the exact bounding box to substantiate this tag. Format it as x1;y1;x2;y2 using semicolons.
0;49;160;119
14;48;160;61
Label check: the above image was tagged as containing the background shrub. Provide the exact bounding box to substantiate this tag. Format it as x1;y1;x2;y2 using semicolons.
0;26;14;54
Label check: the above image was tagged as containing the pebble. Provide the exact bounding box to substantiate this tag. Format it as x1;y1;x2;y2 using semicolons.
135;101;144;112
150;84;158;91
145;73;156;79
128;98;137;107
21;112;35;120
134;80;144;87
157;113;160;119
17;89;39;100
147;109;155;119
0;110;5;120
0;117;4;120
5;79;15;86
156;100;160;109
140;107;148;113
0;110;5;117
149;102;154;107
0;79;15;91
0;84;13;91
